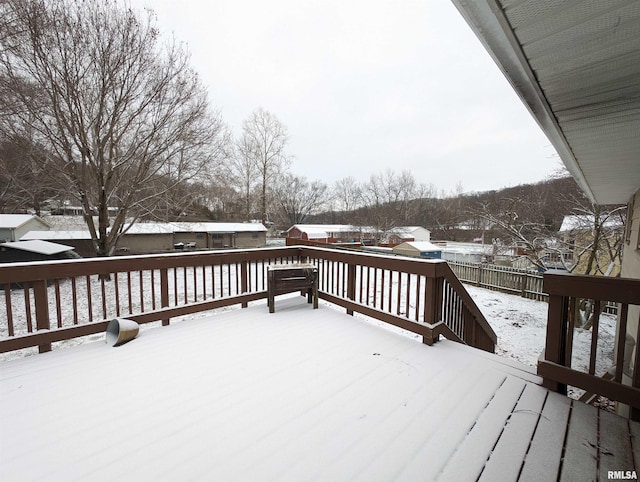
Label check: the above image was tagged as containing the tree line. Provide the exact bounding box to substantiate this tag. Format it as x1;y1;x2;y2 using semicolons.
0;0;625;269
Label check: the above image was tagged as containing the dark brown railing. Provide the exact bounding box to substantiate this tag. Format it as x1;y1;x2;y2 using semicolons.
539;270;640;420
0;246;496;355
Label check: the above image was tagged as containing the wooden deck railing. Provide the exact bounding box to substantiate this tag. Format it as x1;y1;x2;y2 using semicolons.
539;270;640;420
0;246;496;355
298;246;496;352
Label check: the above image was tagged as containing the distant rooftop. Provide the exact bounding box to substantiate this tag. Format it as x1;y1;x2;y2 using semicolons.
0;240;74;255
0;214;49;229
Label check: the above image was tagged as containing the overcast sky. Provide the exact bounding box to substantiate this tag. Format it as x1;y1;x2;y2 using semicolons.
130;0;561;195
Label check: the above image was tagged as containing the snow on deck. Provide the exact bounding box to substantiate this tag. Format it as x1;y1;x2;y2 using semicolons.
1;298;637;481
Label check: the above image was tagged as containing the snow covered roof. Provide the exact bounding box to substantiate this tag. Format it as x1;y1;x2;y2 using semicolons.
21;230;92;240
0;214;50;229
289;224;361;234
440;242;492;255
170;222;267;233
0;240;74;255
394;226;429;234
396;241;442;252
559;215;624;232
123;223;175;235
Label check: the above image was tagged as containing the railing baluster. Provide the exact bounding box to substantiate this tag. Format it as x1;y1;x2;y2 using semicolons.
101;276;107;319
54;280;62;328
86;275;93;322
24;285;32;333
71;277;78;324
414;275;421;322
115;272;121;316
183;267;188;303
396;272;402;316
380;269;385;311
151;270;156;311
193;266;198;302
127;272;133;314
588;300;600;375
139;270;145;313
4;284;13;337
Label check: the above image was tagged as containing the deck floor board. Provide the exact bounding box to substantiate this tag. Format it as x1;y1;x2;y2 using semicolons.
600;410;635;479
560;400;599;481
479;382;548;481
519;391;571;482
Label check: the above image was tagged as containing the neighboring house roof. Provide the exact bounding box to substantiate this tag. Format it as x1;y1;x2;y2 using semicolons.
21;230;92;240
0;240;74;255
123;223;176;235
440;242;492;255
452;0;640;205
395;242;443;252
170;222;267;233
0;214;50;229
389;226;430;239
22;222;268;240
288;224;361;234
559;215;624;232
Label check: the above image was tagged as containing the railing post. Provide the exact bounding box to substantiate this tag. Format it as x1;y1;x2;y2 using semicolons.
241;261;248;308
160;268;170;326
424;275;444;345
33;280;51;353
346;264;356;316
542;293;569;394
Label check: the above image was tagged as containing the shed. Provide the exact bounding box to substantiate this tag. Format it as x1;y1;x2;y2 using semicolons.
287;224;374;244
20;230;95;257
0;214;50;242
0;240;77;263
386;226;431;244
392;241;443;259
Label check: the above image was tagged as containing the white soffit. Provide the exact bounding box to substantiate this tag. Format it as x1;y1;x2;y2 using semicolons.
452;0;640;205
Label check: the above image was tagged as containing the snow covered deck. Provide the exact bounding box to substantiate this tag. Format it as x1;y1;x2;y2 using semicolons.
1;298;638;481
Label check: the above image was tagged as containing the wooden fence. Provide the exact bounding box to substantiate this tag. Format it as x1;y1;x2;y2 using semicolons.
448;261;618;314
447;261;546;300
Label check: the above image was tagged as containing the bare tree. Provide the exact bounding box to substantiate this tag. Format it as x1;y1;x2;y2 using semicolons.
0;136;55;214
358;169;420;243
273;174;328;227
0;0;227;255
560;203;626;276
332;176;362;214
230;136;259;221
237;108;291;225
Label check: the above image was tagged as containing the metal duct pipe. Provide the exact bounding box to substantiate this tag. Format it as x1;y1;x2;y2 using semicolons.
106;318;139;347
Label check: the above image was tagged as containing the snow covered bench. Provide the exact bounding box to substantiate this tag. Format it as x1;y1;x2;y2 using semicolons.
267;263;318;313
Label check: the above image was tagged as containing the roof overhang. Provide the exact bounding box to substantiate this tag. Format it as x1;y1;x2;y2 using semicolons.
451;0;640;205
